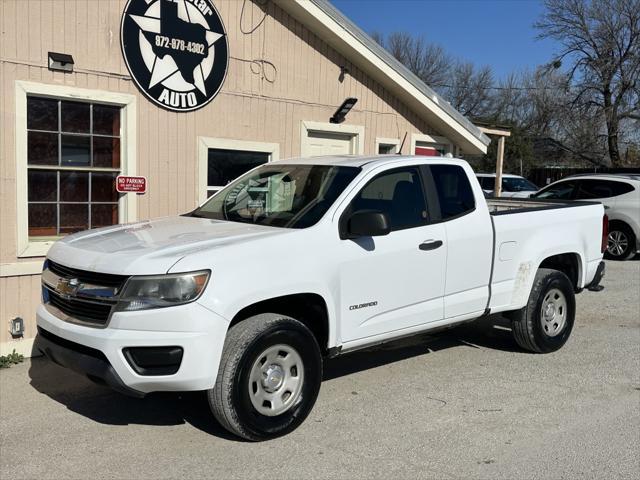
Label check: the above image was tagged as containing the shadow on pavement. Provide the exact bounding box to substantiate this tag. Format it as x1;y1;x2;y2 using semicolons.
28;358;240;441
28;314;519;438
323;314;520;381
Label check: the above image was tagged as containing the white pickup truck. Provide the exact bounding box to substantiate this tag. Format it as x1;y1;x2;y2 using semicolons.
36;155;607;440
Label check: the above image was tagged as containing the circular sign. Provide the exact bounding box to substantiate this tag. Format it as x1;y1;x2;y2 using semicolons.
120;0;229;112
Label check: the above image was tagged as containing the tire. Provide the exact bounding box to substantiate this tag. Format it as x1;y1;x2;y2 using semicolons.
208;313;322;441
605;223;636;260
509;268;576;353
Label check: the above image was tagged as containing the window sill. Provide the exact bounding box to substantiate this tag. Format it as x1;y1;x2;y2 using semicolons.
18;241;54;258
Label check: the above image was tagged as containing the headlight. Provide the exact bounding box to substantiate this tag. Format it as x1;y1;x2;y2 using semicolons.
116;270;210;312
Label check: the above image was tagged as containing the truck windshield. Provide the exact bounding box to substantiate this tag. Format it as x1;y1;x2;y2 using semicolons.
190;164;360;228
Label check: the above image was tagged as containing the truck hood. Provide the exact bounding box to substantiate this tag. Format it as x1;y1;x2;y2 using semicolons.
46;216;287;275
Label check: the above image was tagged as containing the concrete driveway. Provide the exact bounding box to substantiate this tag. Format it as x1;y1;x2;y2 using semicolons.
1;259;639;479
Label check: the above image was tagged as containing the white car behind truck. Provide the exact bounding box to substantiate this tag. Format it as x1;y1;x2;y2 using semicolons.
476;173;539;198
532;173;640;260
36;156;607;440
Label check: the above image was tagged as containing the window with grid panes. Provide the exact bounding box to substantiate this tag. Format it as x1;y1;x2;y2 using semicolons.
26;97;122;239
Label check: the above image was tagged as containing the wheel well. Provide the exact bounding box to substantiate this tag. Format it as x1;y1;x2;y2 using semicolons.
230;294;330;354
539;253;581;291
608;219;634;236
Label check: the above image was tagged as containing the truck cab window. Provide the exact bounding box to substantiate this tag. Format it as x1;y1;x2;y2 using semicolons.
430;165;475;219
350;167;427;231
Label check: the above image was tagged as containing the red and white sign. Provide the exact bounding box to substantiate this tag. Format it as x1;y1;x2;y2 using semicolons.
116;175;147;194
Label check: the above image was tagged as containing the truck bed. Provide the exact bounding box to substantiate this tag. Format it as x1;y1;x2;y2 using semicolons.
487;198;597;215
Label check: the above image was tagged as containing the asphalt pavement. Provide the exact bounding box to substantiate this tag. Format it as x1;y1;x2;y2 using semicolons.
1;258;639;479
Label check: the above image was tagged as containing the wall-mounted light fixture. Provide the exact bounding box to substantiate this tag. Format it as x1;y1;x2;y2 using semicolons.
330;97;358;124
339;66;349;83
48;52;74;73
9;317;24;338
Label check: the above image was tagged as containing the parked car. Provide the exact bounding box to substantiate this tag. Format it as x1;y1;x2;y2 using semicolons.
476;173;539;198
36;156;606;440
532;174;640;260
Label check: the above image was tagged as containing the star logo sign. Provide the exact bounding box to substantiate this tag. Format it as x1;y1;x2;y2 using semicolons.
121;0;229;112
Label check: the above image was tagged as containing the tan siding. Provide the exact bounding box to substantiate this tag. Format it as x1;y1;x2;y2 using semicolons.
1;0;449;347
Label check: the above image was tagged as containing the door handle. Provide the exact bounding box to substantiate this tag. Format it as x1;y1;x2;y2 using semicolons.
419;240;443;251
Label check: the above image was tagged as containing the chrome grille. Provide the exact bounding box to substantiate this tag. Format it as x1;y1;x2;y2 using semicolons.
46;289;115;325
48;260;128;287
42;261;129;327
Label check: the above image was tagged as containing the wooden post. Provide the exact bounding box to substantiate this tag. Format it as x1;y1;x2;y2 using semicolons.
494;136;505;196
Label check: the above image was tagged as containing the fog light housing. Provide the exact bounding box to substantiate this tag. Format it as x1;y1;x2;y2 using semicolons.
123;346;183;376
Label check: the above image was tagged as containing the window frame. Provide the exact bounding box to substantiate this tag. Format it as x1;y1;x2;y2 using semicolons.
300;121;365;158
15;81;137;258
411;133;453;156
375;137;401;155
197;137;280;204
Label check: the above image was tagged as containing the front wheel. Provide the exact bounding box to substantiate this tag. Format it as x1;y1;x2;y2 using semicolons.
208;314;322;441
508;268;576;353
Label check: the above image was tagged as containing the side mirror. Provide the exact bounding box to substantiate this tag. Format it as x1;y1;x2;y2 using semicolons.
344;210;390;239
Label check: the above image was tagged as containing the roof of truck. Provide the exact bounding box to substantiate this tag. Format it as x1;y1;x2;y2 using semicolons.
273;154;467;168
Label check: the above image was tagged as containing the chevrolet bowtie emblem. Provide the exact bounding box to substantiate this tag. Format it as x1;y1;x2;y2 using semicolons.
56;277;80;297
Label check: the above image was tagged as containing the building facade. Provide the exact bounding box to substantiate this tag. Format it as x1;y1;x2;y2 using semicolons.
0;0;489;355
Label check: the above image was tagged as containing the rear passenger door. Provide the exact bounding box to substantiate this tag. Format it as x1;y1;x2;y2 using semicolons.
338;166;447;343
426;165;494;319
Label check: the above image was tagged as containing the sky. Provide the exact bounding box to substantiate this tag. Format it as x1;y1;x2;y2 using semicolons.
331;0;560;80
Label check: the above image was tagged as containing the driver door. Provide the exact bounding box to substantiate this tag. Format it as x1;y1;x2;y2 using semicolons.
337;166;446;343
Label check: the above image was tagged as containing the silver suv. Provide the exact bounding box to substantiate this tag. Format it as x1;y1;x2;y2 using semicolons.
533;174;640;260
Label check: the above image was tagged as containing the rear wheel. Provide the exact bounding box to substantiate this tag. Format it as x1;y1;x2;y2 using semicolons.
208;313;322;441
509;268;576;353
605;223;636;260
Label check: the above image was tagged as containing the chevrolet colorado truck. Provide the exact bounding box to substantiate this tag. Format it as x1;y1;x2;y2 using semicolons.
36;155;607;440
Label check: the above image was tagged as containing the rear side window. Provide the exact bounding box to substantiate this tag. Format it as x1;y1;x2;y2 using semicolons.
430;165;475;219
575;179;634;199
350;167;427;231
534;180;576;200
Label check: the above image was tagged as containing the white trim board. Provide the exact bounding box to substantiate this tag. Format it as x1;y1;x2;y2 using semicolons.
300;121;365;157
0;261;43;277
197;137;280;204
15;81;137;258
411;133;453;154
375;137;401;154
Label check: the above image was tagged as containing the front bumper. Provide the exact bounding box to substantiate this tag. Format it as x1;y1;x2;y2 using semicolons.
35;301;229;395
36;327;146;397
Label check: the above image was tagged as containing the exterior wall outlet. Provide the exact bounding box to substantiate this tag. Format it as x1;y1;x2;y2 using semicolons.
9;317;25;338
